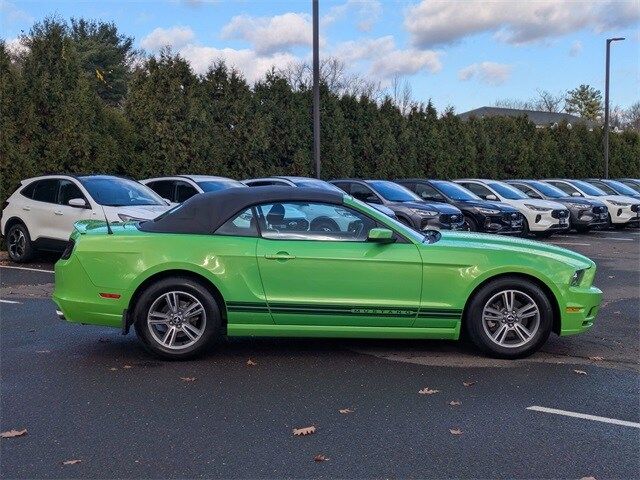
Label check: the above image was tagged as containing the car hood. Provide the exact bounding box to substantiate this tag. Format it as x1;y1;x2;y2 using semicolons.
434;231;594;269
369;203;397;217
598;195;640;204
509;198;568;210
551;197;602;207
395;201;461;214
458;199;517;212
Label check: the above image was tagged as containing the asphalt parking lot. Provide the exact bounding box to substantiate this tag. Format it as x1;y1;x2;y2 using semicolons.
1;229;638;479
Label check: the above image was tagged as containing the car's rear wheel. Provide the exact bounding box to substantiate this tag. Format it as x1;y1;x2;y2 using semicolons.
464;277;553;359
133;277;221;359
6;223;35;263
464;215;478;232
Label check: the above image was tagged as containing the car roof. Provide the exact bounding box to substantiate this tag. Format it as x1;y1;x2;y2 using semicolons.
139;186;345;235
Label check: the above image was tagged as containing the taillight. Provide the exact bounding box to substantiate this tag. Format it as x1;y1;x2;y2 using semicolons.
60;239;75;260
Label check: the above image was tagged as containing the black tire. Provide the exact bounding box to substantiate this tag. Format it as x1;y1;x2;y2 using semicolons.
133;276;222;359
464;276;553;359
464;215;478;232
519;218;530;237
6;223;35;263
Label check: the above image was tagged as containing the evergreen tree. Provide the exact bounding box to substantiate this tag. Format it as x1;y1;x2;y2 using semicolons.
565;84;603;121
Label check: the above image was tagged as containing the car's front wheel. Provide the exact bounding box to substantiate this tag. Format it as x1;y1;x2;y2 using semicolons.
464;276;553;359
133;277;222;359
6;223;35;263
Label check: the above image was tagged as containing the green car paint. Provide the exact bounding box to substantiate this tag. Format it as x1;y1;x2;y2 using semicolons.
53;196;601;341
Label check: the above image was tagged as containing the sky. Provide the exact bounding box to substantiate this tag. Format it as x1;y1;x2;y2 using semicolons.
1;0;639;113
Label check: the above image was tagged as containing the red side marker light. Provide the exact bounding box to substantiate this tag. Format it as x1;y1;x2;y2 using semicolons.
99;293;121;299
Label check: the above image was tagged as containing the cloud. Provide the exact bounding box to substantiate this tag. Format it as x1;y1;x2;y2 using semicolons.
404;0;640;47
141;26;195;51
458;62;512;85
569;40;583;57
221;13;313;55
0;0;33;26
5;37;28;56
323;0;383;32
333;36;395;63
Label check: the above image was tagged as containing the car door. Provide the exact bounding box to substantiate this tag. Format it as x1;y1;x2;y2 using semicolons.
546;181;582;197
146;180;177;203
28;178;61;241
458;182;496;201
254;201;423;327
53;179;95;240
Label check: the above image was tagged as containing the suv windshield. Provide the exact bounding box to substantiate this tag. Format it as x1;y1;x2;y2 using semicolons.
80;176;165;206
571;180;607;196
432;180;480;201
196;180;245;192
528;181;567;199
367;181;422;202
488;182;529;200
602;180;637;196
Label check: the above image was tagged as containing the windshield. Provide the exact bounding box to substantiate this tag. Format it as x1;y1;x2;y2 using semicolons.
603;180;638;196
367;181;422;202
294;179;344;193
80;177;165;206
196;180;245;192
571;180;607;196
432;180;480;201
528;181;567;199
487;182;529;200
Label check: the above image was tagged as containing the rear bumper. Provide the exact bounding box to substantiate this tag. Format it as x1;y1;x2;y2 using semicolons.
559;286;602;336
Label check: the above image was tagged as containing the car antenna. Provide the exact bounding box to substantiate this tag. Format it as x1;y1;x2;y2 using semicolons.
100;205;113;235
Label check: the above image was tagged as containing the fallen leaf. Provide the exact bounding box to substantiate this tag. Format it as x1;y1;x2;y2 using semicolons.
449;428;463;435
418;387;440;395
613;311;621;315
463;380;476;387
180;377;196;382
448;400;462;406
62;459;81;465
580;477;597;480
123;365;132;369
246;359;257;366
109;367;118;371
27;329;35;333
1;429;27;438
314;454;329;462
36;350;50;354
588;356;604;361
608;275;615;279
338;408;354;414
293;426;316;436
573;369;587;375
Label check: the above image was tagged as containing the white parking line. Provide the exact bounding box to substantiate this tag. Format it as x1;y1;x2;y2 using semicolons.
0;265;54;274
550;242;591;246
606;237;636;242
0;299;21;304
527;406;640;428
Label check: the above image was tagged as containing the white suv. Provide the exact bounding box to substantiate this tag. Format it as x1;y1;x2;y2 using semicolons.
455;179;570;236
1;175;171;262
140;175;246;203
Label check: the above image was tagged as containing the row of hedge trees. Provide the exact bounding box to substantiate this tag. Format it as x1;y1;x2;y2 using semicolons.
1;18;639;205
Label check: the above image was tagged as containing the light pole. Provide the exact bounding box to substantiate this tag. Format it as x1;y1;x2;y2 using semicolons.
312;0;321;179
604;37;625;179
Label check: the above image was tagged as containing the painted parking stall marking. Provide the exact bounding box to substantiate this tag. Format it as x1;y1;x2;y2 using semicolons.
0;299;22;304
527;406;640;429
0;265;54;274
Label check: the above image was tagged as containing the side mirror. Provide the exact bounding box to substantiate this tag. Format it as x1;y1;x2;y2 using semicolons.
68;198;88;208
163;198;172;205
571;192;582;197
485;194;498;201
367;228;395;244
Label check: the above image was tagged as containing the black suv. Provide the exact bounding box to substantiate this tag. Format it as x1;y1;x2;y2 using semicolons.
506;180;609;232
396;179;523;235
330;179;465;231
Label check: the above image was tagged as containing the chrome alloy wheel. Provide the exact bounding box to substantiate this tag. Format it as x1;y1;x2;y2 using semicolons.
147;291;206;350
481;289;540;348
8;228;26;259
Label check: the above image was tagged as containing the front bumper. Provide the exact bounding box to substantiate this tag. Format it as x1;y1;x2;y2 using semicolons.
570;207;609;229
559;285;602;336
608;204;640;225
480;213;523;235
419;215;466;231
528;209;570;232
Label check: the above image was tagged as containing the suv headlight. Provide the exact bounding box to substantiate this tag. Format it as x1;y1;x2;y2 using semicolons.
609;200;631;207
476;207;500;215
525;204;552;212
118;214;146;222
409;208;438;217
570;269;586;286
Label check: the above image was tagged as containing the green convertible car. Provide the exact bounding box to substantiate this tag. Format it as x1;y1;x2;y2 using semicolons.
53;187;602;359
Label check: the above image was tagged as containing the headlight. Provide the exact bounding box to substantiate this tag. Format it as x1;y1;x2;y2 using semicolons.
118;214;146;222
476;207;500;215
524;204;552;212
609;200;631;207
409;208;438;217
570;269;586;286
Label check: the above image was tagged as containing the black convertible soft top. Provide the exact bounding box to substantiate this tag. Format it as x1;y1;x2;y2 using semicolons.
138;185;345;234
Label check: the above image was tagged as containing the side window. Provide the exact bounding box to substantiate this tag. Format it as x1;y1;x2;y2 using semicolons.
175;182;198;203
215;208;258;237
350;184;380;204
247;180;278;187
512;183;539;198
415;183;445;201
147;181;175;202
32;179;60;204
331;182;350;194
549;181;578;196
59;180;86;205
20;182;37;199
461;182;492;199
256;202;376;242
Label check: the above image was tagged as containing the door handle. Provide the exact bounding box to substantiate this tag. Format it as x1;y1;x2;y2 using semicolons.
22;206;31;211
264;253;296;260
54;210;63;216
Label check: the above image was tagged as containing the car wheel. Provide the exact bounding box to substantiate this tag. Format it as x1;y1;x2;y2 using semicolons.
464;276;553;359
133;277;222;359
520;218;530;237
464;215;478;232
6;223;35;263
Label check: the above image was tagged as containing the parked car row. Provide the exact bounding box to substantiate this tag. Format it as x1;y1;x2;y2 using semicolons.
1;173;639;263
